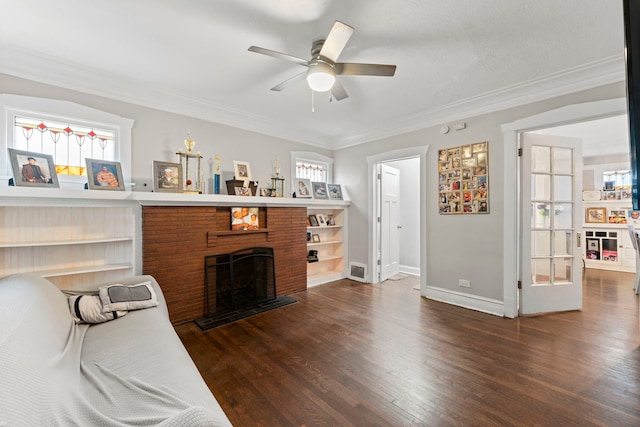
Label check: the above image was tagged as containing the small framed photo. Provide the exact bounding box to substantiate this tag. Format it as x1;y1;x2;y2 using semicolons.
316;214;327;226
308;215;319;227
234;186;252;196
327;184;343;200
629;210;640;221
153;161;183;193
295;178;312;198
8;148;59;188
312;234;321;243
586;207;607;224
311;181;328;199
259;188;271;197
233;160;252;181
327;214;336;226
85;159;124;191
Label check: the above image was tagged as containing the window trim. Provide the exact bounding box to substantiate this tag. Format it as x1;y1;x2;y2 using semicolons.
1;94;134;188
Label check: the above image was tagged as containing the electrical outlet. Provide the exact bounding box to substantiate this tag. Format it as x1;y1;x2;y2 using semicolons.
459;279;471;288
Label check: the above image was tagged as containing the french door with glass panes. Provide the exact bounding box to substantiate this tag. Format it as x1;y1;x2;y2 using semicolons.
520;133;582;315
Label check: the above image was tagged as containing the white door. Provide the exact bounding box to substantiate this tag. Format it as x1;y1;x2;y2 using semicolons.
380;164;400;281
520;133;583;314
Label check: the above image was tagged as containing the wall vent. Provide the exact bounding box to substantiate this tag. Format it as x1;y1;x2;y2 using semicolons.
349;262;367;283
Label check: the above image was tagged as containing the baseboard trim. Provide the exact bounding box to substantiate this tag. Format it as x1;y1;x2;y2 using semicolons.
423;285;504;317
399;265;420;276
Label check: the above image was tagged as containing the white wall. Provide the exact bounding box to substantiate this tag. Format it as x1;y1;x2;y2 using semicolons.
334;82;626;303
385;158;420;275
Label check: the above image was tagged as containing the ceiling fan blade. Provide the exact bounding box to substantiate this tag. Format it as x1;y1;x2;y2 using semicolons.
248;46;309;66
318;21;354;62
270;71;307;91
331;79;348;101
335;63;396;76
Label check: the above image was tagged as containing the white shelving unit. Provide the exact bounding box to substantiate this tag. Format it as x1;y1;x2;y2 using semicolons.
307;206;348;287
0;187;139;290
582;199;636;273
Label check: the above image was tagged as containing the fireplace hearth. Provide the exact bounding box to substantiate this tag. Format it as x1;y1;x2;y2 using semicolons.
195;247;296;330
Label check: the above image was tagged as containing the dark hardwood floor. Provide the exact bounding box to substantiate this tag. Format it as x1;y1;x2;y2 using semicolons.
176;270;640;427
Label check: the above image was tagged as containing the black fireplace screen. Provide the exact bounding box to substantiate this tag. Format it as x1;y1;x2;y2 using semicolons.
204;247;276;317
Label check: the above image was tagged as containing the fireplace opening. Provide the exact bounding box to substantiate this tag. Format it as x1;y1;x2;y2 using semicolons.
195;246;296;330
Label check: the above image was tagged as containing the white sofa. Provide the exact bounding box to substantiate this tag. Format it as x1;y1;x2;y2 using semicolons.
0;273;232;426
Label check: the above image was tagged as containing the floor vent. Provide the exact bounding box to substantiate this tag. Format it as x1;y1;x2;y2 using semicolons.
349;262;367;283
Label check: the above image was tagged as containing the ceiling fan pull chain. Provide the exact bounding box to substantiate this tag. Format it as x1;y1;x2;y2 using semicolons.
311;90;315;113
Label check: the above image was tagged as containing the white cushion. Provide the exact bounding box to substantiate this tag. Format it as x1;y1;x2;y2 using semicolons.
68;294;128;324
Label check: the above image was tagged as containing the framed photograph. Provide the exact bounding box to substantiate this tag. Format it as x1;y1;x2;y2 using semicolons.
312;234;321;243
8;148;59;188
586;207;607;224
234;186;252;196
582;190;602;201
231;207;259;230
629;210;640;221
308;215;319;227
259;188;271;197
153;161;183;193
327;184;343;200
85;159;124;191
311;181;328;199
295;178;312;198
327;214;336;226
233;160;252;181
316;214;327;226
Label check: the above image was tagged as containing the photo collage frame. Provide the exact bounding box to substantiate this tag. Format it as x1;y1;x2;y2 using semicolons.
438;141;489;214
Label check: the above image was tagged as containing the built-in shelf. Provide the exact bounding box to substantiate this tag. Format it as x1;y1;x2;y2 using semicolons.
39;263;133;278
0;237;133;248
306;206;348;287
307;240;342;247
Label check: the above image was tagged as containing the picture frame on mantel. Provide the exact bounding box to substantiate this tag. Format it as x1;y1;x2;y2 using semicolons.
8;148;59;188
86;158;125;191
153;161;183;193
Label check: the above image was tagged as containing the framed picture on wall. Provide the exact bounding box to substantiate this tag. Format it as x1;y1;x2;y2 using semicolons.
585;207;607;223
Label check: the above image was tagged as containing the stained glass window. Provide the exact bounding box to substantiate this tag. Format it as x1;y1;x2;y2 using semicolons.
296;160;327;182
13;116;116;177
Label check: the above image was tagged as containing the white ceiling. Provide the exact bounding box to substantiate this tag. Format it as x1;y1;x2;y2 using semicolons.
0;1;626;149
533;114;630;158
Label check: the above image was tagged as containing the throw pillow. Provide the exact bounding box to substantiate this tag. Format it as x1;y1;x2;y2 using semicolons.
99;281;158;313
68;295;128;324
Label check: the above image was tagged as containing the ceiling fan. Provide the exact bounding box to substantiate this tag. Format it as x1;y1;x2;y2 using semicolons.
248;21;396;101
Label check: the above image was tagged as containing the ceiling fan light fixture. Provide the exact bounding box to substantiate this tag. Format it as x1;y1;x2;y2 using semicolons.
306;60;336;92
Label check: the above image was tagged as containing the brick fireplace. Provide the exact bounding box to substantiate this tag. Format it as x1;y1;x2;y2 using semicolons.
142;205;307;324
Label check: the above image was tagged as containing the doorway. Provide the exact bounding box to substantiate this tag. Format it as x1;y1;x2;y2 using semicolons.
367;146;428;289
502;97;628;317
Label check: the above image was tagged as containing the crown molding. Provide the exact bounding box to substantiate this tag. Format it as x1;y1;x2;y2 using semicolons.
332;55;626;149
0;46;625;152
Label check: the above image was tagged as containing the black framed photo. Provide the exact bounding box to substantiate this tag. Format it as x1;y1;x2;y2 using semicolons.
153;161;183;193
85;159;124;191
308;214;319;227
8;148;59;188
311;181;328;199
